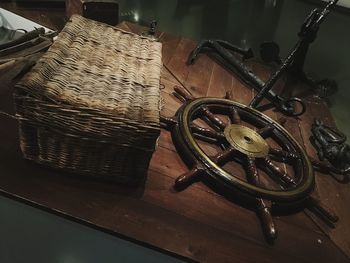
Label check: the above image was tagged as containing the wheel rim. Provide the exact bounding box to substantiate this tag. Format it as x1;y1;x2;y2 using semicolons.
176;97;314;202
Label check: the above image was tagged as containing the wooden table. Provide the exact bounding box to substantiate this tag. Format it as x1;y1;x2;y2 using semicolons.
1;5;350;262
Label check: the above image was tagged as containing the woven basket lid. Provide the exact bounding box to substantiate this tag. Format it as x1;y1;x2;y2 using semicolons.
17;15;162;127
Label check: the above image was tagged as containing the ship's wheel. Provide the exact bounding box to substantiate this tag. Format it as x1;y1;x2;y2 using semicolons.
161;86;338;241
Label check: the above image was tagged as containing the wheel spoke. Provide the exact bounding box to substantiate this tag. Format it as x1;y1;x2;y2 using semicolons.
308;196;339;224
269;147;299;162
211;147;236;166
258;125;275;138
191;125;225;141
173;85;194;101
245;157;259;184
173;91;187;103
244;156;277;240
174;166;203;191
258;118;286;138
201;106;227;130
193;133;219;144
261;157;296;187
230;107;241;124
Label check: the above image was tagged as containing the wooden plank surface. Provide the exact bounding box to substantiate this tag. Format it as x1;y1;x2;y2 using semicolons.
0;8;349;262
297;93;350;256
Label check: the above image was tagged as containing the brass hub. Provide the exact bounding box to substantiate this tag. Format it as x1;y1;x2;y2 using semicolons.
224;124;269;158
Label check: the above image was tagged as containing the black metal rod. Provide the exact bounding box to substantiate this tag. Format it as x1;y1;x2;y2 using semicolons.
249;41;302;108
207;41;295;115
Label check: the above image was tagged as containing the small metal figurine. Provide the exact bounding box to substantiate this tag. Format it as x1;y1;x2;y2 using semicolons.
188;0;339;117
310;119;350;176
142;20;158;40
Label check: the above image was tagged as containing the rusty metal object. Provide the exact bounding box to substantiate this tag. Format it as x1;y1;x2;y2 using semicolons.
310;119;350;176
161;86;338;241
188;0;339;117
188;38;306;116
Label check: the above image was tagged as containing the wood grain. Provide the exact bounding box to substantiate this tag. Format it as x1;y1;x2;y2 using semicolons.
297;92;350;257
0;9;349;262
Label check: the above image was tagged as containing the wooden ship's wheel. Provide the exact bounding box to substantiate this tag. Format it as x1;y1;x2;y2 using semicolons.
161;86;338;241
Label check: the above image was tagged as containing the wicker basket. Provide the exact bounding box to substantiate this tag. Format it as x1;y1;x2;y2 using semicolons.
14;15;162;184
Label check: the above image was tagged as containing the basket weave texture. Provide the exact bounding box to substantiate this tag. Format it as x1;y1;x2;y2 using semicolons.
14;15;162;184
